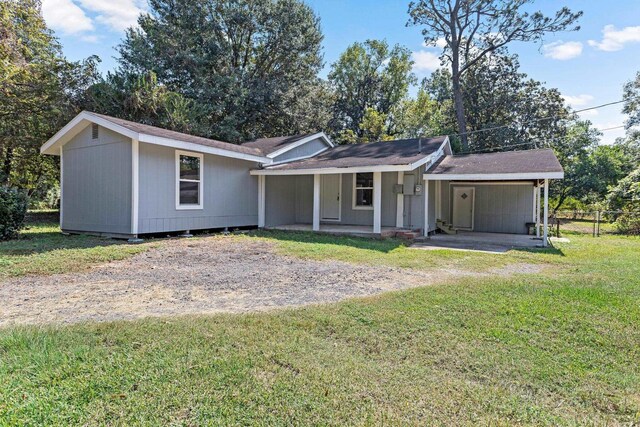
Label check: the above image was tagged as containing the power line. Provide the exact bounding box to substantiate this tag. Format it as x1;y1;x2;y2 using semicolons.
448;97;636;138
455;125;627;155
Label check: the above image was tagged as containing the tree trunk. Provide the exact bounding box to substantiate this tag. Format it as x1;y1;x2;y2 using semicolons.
451;72;469;152
2;145;13;185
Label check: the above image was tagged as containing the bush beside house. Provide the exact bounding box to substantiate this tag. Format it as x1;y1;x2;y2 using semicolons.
0;187;28;240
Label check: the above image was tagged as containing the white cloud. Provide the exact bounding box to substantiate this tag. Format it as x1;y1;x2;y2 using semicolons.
411;50;441;73
422;38;447;49
42;0;94;35
542;41;583;60
76;0;146;32
562;94;594;108
588;25;640;52
42;0;145;36
80;34;99;43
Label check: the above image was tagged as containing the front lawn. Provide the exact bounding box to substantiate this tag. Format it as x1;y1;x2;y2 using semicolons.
0;212;154;280
0;217;639;425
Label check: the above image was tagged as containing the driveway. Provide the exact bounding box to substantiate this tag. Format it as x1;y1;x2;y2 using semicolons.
0;235;537;326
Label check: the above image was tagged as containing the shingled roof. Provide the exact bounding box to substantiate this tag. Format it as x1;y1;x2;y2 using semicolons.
242;134;318;156
85;112;263;157
259;136;447;171
426;148;564;179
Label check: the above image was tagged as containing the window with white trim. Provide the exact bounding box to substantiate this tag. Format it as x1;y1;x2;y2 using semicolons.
176;151;203;209
353;172;374;209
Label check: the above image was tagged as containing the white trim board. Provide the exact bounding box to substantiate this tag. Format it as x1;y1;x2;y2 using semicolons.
131;138;139;235
424;172;564;181
41;111;271;164
266;132;334;159
267;147;329;166
175;150;204;211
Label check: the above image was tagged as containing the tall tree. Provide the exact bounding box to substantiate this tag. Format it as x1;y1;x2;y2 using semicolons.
328;40;416;143
408;0;582;151
0;0;99;198
115;0;326;143
421;49;571;152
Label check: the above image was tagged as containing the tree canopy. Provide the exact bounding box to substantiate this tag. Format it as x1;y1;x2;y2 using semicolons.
328;40;416;143
0;0;99;200
408;0;582;151
112;0;327;142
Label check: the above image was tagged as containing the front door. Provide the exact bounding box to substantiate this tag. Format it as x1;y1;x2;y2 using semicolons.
452;186;474;230
321;174;341;221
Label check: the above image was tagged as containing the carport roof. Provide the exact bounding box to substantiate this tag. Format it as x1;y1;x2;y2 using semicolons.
425;148;564;180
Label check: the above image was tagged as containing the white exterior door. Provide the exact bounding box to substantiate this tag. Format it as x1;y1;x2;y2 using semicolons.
321;174;341;221
452;186;474;230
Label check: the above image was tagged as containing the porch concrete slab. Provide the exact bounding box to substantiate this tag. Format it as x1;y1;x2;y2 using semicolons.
411;231;543;253
268;224;401;238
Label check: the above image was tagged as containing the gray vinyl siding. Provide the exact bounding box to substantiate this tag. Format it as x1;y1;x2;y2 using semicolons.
138;143;259;233
271;137;329;163
264;172;399;228
438;182;534;234
61;125;132;234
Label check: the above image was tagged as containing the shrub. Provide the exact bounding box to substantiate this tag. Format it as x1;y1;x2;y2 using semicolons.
614;211;640;235
0;186;29;240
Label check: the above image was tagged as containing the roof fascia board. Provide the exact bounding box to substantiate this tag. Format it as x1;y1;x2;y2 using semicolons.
138;134;271;163
424;172;564;181
41;111;271;163
250;164;415;176
41;112;139;155
266;132;334;159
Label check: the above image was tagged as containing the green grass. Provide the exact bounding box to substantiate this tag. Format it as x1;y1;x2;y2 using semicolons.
0;213;154;279
1;219;639;425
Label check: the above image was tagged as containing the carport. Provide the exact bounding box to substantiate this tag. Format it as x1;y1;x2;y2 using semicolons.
424;149;564;247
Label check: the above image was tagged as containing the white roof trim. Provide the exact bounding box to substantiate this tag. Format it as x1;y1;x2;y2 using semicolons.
41;111;272;163
424;172;564;181
266;132;334;158
267;146;330;166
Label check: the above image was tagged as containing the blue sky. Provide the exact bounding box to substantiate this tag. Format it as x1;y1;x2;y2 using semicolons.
43;0;640;144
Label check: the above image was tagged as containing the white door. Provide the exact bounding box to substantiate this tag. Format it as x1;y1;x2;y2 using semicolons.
321;174;341;221
452;186;474;230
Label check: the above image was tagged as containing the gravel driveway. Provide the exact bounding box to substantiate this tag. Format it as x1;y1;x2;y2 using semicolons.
0;235;534;327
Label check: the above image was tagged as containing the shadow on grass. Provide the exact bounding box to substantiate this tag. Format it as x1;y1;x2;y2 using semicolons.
512;246;565;256
1;216;132;257
249;229;407;253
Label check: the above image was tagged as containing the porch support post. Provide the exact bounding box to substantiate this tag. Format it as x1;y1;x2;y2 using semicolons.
313;174;320;231
543;178;549;247
258;175;266;228
536;182;541;238
396;171;404;228
373;171;382;234
424;179;430;237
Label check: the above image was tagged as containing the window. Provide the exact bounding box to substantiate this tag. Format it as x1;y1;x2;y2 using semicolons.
176;151;203;209
353;172;374;210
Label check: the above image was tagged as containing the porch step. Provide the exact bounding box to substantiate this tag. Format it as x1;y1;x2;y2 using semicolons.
436;219;457;235
394;228;423;240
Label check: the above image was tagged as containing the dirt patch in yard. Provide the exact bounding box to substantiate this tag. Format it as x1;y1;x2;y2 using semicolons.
0;235;542;327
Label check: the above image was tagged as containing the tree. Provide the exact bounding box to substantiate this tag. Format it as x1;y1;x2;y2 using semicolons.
408;0;582;151
395;87;456;140
421;49;571;152
328;40;416;143
0;0;99;199
115;0;327;143
86;72;210;137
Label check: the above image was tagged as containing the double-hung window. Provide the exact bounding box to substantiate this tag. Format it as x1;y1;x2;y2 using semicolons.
176;150;203;209
353;172;374;210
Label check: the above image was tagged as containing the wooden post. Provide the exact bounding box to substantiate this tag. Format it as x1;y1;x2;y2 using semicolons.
596;210;600;237
543;179;549;247
396;171;404;228
258;175;265;228
373;172;382;234
424;179;430;237
313;174;320;231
